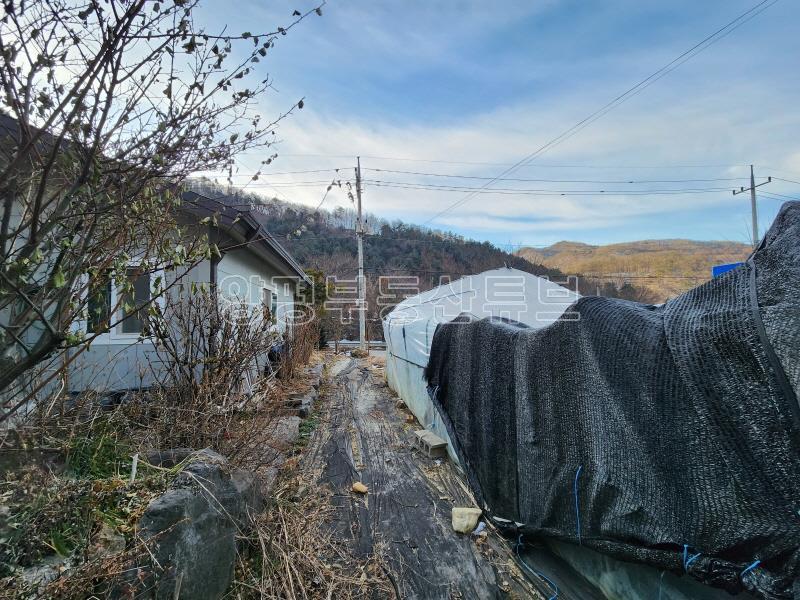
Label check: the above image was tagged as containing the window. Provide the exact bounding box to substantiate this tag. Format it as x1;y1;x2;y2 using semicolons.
120;268;151;334
87;274;112;334
263;288;278;322
85;267;151;337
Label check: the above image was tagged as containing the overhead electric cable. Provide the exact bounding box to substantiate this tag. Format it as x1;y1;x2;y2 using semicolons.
761;191;800;201
227;180;352;188
421;0;779;226
221;167;349;176
364;167;748;184
771;176;800;186
281;154;749;170
365;180;735;196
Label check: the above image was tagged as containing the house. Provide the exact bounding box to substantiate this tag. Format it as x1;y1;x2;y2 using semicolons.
0;109;312;404
65;190;312;395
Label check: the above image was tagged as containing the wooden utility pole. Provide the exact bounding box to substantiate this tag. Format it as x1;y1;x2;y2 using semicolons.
355;157;366;350
733;165;771;248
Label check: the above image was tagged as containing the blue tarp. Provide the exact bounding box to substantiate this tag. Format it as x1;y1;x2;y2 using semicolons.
712;262;744;277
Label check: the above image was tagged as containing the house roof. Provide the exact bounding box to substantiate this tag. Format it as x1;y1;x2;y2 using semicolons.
0;112;310;285
182;190;311;285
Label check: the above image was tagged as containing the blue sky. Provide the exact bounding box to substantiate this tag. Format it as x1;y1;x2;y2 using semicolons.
197;0;800;248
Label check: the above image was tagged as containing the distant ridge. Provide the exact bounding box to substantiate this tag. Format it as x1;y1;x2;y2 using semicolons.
517;239;752;302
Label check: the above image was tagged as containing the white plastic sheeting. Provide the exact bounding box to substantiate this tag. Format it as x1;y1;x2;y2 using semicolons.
383;267;579;461
382;267;754;600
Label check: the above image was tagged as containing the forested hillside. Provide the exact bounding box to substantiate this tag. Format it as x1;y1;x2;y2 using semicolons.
189;180;652;338
518;239;751;302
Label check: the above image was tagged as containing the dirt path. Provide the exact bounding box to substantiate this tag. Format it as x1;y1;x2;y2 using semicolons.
299;354;552;599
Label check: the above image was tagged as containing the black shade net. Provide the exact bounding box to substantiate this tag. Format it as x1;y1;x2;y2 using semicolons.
424;202;800;599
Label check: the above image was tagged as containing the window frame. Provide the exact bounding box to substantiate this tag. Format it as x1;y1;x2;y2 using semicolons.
118;266;152;336
261;285;279;325
86;272;112;335
77;264;164;345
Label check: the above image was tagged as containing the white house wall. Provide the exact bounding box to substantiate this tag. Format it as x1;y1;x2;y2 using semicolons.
217;248;296;330
66;243;301;395
65;261;207;394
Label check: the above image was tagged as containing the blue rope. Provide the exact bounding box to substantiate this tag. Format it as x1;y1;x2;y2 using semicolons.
741;560;760;579
515;535;559;600
682;544;701;571
574;465;583;545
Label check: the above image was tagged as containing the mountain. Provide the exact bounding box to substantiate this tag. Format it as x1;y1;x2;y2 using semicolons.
188;180;653;339
517;239;752;303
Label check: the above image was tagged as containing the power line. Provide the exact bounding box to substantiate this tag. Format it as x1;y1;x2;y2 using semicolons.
315;178;351;211
279;230;505;246
205;162;754;176
365;159;749;169
364;167;749;184
226;167;350;176
771;176;800;187
421;0;779;226
222;180;352;188
280;153;748;170
241;179;347;186
365;180;735;196
761;190;800;201
758;166;800;180
232;157;295;202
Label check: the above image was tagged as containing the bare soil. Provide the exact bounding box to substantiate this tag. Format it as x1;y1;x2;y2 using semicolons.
297;352;549;599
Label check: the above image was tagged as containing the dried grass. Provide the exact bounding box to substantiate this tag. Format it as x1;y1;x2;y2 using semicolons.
277;312;319;381
229;471;394;599
1;293;325;597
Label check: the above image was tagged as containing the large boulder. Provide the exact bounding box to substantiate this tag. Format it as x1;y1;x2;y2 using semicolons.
133;449;261;600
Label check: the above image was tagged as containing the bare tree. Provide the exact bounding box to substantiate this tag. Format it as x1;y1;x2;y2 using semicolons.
0;0;322;414
142;289;280;454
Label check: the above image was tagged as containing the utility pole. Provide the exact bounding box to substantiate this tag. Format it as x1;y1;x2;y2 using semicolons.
355;157;366;351
733;165;771;248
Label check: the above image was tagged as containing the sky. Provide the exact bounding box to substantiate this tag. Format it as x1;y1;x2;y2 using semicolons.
196;0;800;249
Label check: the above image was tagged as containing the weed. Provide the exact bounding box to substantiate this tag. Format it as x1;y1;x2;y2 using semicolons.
65;425;132;479
295;413;319;451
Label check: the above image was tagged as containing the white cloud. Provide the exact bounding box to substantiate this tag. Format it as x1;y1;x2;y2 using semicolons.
231;77;799;241
202;0;800;245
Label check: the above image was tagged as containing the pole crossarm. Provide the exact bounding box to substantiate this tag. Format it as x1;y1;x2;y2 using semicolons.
733;165;771;248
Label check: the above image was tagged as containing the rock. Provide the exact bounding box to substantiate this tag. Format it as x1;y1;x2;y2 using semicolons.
144;448;198;468
350;348;368;358
451;507;482;533
88;523;126;560
309;363;324;389
351;481;368;494
262;466;280;492
285;392;307;407
298;395;314;418
21;555;66;588
133;448;262;600
271;416;300;447
230;468;264;514
284;391;316;417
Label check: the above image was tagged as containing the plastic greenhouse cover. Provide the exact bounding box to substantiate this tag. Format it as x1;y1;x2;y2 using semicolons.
383;267;579;459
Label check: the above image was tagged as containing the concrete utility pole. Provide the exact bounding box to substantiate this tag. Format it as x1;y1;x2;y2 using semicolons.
355;157;366;350
733;165;771;249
